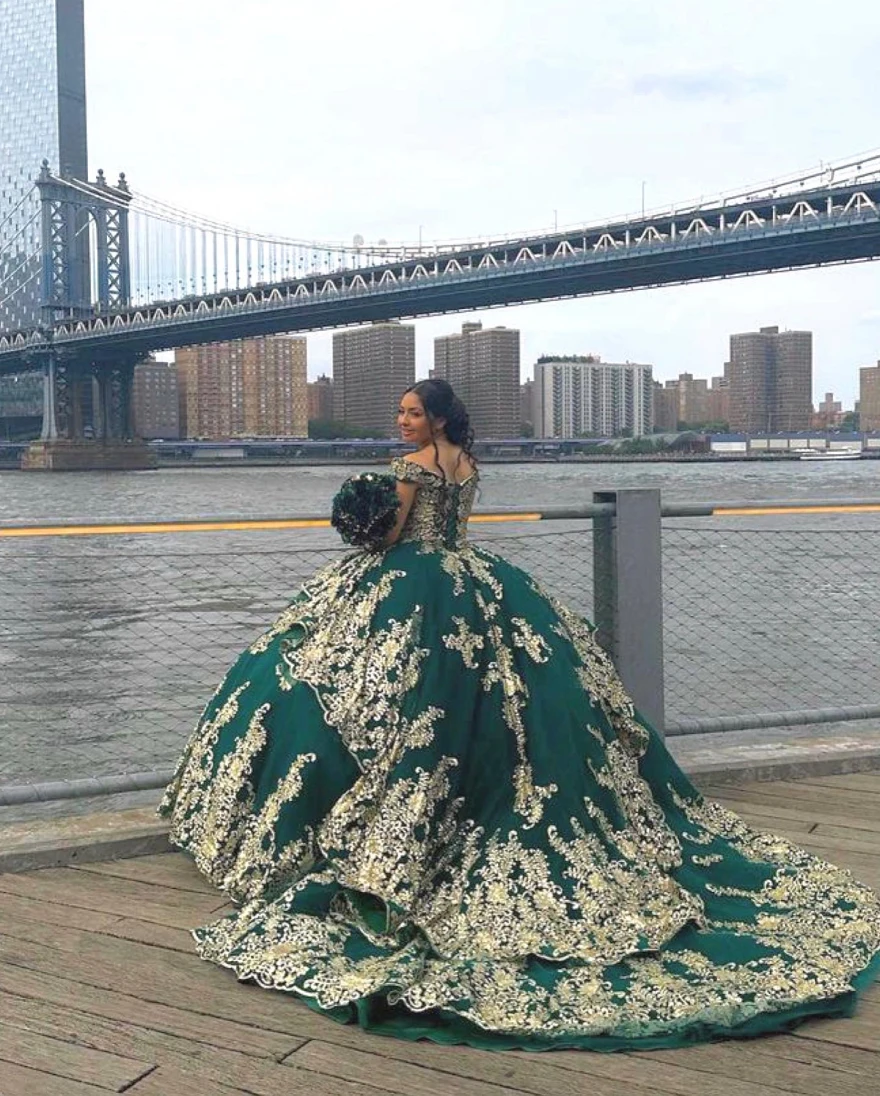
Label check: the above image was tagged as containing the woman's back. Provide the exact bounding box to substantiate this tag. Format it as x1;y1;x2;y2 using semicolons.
401;443;476;485
391;453;479;549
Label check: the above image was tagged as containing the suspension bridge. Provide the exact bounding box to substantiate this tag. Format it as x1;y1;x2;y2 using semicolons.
1;150;879;464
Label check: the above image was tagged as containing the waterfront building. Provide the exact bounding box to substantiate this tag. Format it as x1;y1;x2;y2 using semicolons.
655;368;729;432
813;391;844;430
132;358;180;439
177;335;307;439
535;355;653;438
433;322;520;438
307;374;334;422
860;363;880;431
0;0;87;332
652;381;679;432
676;373;710;424
332;322;415;436
655;373;714;428
729;326;812;433
177;343;244;440
707;374;731;426
242;335;308;437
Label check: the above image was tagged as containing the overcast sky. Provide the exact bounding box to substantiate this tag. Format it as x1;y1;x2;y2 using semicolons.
83;0;880;404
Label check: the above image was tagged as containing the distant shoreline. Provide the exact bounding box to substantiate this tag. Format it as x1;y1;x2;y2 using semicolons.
146;451;880;467
5;453;877;471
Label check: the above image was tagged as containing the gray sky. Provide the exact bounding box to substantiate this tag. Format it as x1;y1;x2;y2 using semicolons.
84;0;880;404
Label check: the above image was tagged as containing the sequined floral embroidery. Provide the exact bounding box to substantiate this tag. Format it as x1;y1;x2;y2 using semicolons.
160;453;880;1047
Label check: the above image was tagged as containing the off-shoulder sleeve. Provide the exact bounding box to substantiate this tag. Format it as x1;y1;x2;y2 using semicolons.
390;456;434;485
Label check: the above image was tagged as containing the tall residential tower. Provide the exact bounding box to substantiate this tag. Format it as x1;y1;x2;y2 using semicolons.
433;322;520;438
332;322;415;436
535;356;653;438
177;336;307;439
728;326;812;432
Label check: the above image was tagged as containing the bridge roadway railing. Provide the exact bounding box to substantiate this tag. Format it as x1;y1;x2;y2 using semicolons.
1;490;879;806
2;188;878;368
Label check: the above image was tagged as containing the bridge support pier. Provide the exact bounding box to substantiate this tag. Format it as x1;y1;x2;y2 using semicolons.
20;437;156;471
22;352;155;471
39;354;59;442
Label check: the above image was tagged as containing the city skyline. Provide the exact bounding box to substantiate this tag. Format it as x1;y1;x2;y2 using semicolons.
82;0;880;405
148;310;871;417
166;317;866;413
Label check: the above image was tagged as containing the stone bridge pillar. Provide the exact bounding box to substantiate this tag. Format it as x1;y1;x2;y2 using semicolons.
22;351;155;470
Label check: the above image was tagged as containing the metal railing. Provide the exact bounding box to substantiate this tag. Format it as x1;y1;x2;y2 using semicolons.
2;490;879;806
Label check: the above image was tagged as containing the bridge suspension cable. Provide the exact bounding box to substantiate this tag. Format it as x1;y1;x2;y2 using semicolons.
0;209;42;317
0;267;40;312
0;209;41;281
0;185;38;241
127;191;413;305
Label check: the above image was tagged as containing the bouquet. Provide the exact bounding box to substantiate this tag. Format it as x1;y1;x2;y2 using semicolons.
330;472;400;550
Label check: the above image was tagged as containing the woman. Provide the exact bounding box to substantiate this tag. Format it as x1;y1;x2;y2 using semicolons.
160;378;880;1051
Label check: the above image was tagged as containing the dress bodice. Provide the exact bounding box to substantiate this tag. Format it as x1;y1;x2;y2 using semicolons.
390;456;478;550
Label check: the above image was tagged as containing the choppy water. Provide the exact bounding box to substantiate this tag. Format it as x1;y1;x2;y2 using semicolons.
1;459;879;800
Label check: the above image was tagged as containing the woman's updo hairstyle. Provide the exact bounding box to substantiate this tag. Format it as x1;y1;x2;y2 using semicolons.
405;378;476;478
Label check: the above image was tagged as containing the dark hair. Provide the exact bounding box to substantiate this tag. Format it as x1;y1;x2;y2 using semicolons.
404;378;476;481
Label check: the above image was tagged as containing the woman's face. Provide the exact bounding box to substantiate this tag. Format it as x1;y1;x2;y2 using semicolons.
398;391;436;447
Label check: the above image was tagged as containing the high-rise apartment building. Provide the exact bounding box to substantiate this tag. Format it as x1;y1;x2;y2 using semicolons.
177;336;307;439
728;326;812;432
676;373;709;424
652;381;679;432
307;374;334;422
706;375;731;425
242;336;307;436
177;342;245;440
1;0;88;330
655;373;711;428
860;363;880;431
535;356;653;438
433;322;520;438
132;358;180;439
332;322;415;436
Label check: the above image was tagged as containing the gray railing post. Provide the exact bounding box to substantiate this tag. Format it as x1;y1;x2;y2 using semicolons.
592;489;665;735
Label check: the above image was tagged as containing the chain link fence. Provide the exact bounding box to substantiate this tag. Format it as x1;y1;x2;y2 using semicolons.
0;522;593;789
1;508;879;793
662;514;880;722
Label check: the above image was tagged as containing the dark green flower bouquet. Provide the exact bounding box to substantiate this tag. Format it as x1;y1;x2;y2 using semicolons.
330;472;400;550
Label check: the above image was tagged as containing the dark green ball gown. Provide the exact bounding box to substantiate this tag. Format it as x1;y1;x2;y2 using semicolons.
160;458;880;1050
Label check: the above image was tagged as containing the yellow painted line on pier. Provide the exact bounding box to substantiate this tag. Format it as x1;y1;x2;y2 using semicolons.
0;518;332;538
0;512;545;539
714;504;880;517
470;513;543;524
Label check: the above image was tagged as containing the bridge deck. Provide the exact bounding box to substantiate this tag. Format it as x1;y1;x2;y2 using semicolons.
1;771;880;1095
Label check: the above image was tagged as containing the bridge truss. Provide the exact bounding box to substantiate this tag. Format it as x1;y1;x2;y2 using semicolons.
0;150;879;441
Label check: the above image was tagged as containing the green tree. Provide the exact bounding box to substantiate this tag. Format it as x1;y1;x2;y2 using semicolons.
308;419;378;440
677;420;729;433
617;436;668;454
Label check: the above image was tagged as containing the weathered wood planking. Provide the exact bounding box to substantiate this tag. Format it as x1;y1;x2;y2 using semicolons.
1;771;879;1096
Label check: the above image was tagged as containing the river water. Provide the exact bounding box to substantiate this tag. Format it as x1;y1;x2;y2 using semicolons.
1;459;879;799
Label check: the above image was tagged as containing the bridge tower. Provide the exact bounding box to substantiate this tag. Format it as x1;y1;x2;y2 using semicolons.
20;163;154;470
0;0;153;469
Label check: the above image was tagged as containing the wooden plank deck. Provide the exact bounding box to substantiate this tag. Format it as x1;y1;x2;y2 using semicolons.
2;771;880;1095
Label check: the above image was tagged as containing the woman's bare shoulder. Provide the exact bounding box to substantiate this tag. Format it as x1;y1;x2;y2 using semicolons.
397;446;474;481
